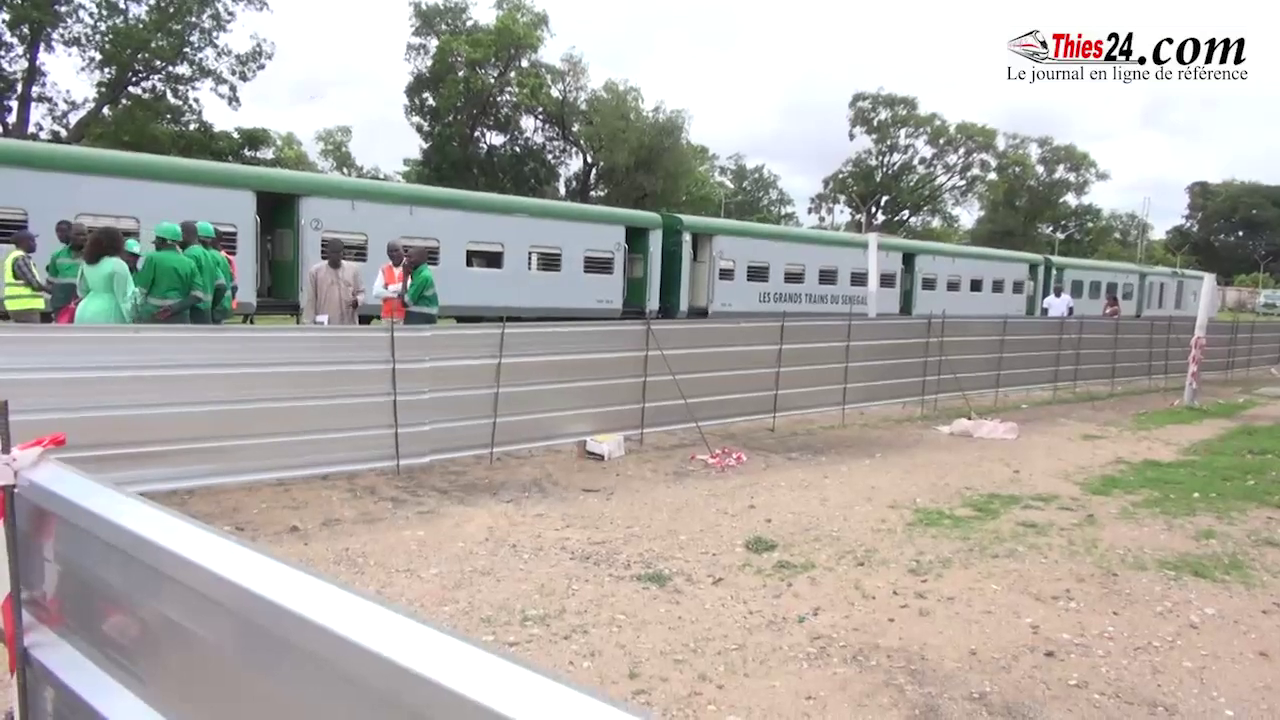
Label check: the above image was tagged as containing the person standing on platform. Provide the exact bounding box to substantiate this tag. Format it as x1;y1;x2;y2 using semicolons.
135;222;199;324
371;240;406;323
1041;284;1074;318
74;228;135;324
197;222;232;324
303;237;365;325
213;228;239;318
122;239;142;276
46;221;86;319
400;245;439;325
3;230;52;323
179;221;217;324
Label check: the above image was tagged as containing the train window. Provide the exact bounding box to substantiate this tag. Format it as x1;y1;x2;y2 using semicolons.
0;207;28;241
1069;279;1084;298
1105;281;1118;298
880;272;897;290
466;241;505;269
746;262;770;283
1088;281;1102;300
75;213;141;240
1174;280;1185;310
1121;282;1134;300
921;274;938;292
991;279;1005;294
817;266;838;286
528;246;562;273
400;237;441;266
320;231;369;262
946;275;961;292
213;223;238;255
1157;282;1166;309
1054;268;1065;284
969;277;984;293
627;253;644;278
849;269;868;287
783;264;805;285
1147;282;1154;305
718;259;735;282
1011;280;1026;295
583;250;615;275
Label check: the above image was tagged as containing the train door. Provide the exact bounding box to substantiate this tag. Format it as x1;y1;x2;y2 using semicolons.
1025;264;1041;316
899;253;916;314
687;233;712;317
255;192;301;311
623;227;649;317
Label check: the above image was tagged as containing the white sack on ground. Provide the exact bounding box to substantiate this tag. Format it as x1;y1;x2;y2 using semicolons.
934;417;1020;440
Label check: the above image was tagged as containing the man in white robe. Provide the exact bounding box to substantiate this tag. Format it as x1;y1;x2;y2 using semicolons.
303;237;366;325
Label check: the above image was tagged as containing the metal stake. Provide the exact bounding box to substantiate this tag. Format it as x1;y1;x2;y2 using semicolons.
769;312;787;433
0;401;30;720
918;313;933;417
1070;318;1084;393
487;319;508;465
1051;316;1067;402
388;317;403;476
1146;318;1157;388
1162;317;1173;389
638;318;652;446
839;296;855;427
1246;315;1257;376
933;312;947;413
1108;317;1120;395
992;316;1008;410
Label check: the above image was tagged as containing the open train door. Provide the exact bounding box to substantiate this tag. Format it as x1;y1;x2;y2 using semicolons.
622;227;649;317
255;192;301;316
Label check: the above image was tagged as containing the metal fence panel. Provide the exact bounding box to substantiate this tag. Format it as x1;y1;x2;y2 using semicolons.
15;460;638;720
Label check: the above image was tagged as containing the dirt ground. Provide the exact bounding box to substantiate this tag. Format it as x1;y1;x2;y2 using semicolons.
158;382;1280;720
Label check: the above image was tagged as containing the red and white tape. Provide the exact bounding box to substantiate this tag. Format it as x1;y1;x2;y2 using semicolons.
690;447;747;470
1185;334;1207;392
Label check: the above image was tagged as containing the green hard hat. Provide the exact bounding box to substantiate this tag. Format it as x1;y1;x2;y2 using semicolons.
195;221;216;238
123;239;142;255
153;222;182;243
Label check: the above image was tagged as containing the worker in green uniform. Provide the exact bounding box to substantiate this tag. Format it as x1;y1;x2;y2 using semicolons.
198;221;234;324
135;222;200;323
46;221;87;318
123;238;142;276
179;220;218;324
400;245;439;325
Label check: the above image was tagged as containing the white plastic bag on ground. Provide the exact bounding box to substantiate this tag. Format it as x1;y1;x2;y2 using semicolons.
935;417;1019;440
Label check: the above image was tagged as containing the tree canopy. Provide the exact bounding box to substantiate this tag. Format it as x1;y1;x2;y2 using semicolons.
1;0;1271;277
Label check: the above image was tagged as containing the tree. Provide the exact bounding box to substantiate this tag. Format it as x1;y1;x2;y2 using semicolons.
1165;181;1280;280
969;133;1109;253
715;154;797;225
314;125;395;180
1;0;274;142
402;0;559;195
808;90;998;234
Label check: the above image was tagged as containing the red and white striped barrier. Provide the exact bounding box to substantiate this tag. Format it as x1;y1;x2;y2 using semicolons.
1185;334;1207;394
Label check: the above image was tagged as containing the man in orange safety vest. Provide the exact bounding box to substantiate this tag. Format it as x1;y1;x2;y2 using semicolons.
371;240;406;322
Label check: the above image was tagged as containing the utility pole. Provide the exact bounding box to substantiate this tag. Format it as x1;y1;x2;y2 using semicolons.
846;192;870;233
1256;251;1270;292
1136;196;1151;264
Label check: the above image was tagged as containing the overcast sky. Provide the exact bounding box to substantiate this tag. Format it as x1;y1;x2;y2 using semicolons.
167;1;1276;234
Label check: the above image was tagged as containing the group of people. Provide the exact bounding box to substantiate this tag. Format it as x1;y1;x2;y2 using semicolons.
1041;284;1123;318
4;225;439;326
3;219;238;324
303;238;439;325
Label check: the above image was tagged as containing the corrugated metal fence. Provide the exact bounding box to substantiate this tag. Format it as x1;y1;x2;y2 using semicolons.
3;316;1276;492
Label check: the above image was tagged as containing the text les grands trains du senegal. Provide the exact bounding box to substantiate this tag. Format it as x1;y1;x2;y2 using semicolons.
758;292;868;306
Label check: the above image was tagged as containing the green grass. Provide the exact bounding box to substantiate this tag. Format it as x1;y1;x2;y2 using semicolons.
743;535;779;555
1085;422;1280;516
910;493;1058;531
634;569;672;588
1157;551;1254;583
1132;399;1259;430
1217;310;1280;322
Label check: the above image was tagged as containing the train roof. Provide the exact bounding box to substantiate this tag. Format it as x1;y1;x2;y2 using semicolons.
0;139;665;229
664;214;1046;264
1048;255;1211;279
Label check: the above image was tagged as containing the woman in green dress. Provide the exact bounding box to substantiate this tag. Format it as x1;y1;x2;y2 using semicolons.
74;227;136;324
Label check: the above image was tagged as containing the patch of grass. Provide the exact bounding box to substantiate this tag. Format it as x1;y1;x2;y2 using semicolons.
770;558;816;578
1085;422;1280;516
1157;551;1254;583
634;569;672;588
1080;433;1109;441
1132;399;1258;430
910;492;1058;531
743;534;779;555
1194;527;1219;542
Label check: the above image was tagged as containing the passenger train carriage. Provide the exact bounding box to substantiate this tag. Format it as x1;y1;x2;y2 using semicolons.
0;138;1214;322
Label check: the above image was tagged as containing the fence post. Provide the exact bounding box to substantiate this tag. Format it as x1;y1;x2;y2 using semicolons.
919;313;934;417
932;311;947;413
1226;314;1239;380
487;318;508;465
638;318;652;447
770;312;787;433
0;400;30;720
1158;318;1171;390
839;301;855;427
1146;319;1157;389
1246;314;1257;377
1051;316;1067;402
1109;317;1121;396
992;316;1008;410
1070;317;1085;394
388;314;403;476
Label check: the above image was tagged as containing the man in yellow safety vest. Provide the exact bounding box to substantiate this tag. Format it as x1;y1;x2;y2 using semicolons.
3;230;51;323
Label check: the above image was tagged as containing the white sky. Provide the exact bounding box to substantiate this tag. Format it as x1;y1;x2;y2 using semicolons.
60;0;1280;235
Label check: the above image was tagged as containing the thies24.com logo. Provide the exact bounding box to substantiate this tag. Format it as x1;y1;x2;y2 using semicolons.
1006;30;1248;83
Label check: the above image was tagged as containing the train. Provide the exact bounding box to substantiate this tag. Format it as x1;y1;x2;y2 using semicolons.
0;138;1215;323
